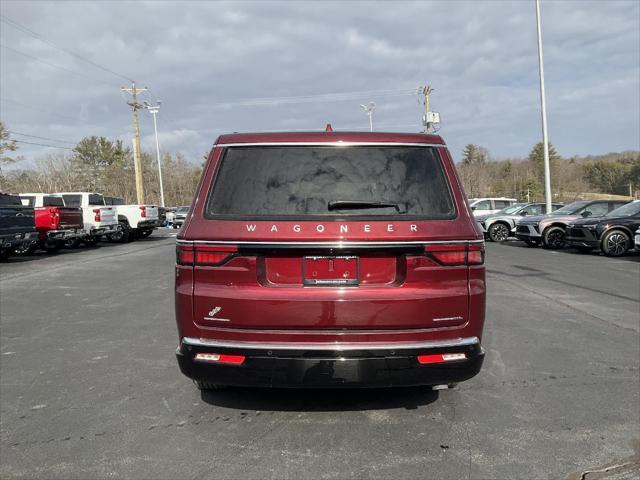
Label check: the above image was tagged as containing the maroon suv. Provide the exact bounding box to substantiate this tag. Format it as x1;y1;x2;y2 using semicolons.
175;131;486;389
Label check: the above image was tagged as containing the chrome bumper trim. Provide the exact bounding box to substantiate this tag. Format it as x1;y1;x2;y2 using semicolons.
182;336;479;352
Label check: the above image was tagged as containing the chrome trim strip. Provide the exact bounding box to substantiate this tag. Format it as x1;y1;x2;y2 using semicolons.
176;239;484;246
182;336;479;351
215;142;445;148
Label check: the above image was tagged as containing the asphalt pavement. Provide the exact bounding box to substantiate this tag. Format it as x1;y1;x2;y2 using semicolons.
1;232;638;479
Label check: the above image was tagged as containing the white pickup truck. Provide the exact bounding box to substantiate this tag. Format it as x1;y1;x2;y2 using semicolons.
55;192;119;245
103;196;159;242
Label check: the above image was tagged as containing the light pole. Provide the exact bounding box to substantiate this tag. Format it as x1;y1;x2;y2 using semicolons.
535;0;552;214
143;101;165;207
360;102;376;132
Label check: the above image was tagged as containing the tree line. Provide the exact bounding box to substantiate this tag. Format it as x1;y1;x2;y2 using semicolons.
1;123;202;207
457;142;639;201
1;121;638;205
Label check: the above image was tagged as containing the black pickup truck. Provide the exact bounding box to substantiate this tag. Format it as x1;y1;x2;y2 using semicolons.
0;193;38;260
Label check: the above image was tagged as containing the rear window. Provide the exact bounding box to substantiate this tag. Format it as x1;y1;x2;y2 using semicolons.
0;194;23;206
104;197;125;206
205;146;455;219
43;196;64;207
62;194;81;207
88;194;105;206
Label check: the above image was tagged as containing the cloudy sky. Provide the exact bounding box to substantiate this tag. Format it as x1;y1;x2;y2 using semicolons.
1;0;638;165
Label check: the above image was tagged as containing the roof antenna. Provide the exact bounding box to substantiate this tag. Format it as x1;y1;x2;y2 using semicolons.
325;123;333;132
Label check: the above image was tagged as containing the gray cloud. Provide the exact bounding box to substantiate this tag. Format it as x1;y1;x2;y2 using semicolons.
1;0;638;165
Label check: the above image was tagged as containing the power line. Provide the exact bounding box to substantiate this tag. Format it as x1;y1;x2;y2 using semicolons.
1;43;114;87
12;139;73;150
0;14;133;82
8;130;75;145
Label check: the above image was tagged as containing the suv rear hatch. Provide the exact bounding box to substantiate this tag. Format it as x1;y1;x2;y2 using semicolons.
180;143;481;331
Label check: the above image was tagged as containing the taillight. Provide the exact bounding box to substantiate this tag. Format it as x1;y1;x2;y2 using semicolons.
424;243;484;266
417;353;467;364
49;208;60;226
139;206;146;218
194;353;245;365
176;244;237;266
93;208;101;222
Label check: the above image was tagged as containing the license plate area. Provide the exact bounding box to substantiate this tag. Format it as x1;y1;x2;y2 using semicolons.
303;256;359;286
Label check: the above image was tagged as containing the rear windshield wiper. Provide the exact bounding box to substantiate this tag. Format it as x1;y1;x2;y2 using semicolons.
328;200;405;213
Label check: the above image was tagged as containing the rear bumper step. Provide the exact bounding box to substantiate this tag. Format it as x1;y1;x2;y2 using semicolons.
176;336;484;388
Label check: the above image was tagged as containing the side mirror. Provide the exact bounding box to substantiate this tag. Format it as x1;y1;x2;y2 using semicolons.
520;211;528;216
581;211;591;217
471;206;476;211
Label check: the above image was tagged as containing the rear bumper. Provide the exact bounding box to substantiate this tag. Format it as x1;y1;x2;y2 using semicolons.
45;228;83;240
176;336;484;388
90;224;119;236
137;220;158;229
0;231;38;248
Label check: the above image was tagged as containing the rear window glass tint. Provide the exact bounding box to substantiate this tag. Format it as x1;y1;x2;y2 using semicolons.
43;196;64;207
206;146;455;219
62;195;81;207
88;194;105;206
0;195;23;206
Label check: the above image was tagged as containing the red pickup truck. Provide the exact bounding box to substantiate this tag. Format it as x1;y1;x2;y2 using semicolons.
175;130;486;391
19;193;84;253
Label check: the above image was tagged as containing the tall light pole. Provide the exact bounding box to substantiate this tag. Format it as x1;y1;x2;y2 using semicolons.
121;82;147;204
143;101;165;207
360;102;376;132
535;0;552;213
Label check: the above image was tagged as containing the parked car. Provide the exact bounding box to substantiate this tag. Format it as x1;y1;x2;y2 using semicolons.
172;206;189;228
0;193;38;260
54;192;119;246
468;197;518;217
635;230;640;252
175;131;486;390
515;200;631;248
17;193;84;254
158;207;167;227
566;200;640;256
477;202;564;242
102;196;159;242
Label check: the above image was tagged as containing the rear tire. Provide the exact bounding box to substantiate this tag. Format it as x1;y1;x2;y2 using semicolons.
83;236;99;247
601;230;630;257
543;226;566;249
0;248;11;261
488;223;510;242
41;239;62;253
65;238;82;248
195;381;227;391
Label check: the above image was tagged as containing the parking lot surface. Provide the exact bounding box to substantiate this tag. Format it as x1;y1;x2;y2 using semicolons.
1;233;638;479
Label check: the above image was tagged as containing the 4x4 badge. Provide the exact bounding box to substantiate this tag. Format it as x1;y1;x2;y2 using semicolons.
204;306;230;322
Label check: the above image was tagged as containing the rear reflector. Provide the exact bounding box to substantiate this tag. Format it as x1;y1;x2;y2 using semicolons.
176;244;237;266
194;353;245;365
417;353;466;364
424;243;484;266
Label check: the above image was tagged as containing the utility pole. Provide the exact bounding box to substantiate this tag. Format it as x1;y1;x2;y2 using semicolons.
360;102;376;132
121;81;147;204
420;85;439;134
144;101;165;207
535;0;552;214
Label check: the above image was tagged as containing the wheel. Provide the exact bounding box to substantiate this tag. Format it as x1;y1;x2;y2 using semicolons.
601;230;630;257
13;242;36;256
575;246;593;254
488;223;510;242
543;226;566;249
139;229;153;238
65;238;82;248
0;248;11;261
83;236;99;247
194;381;227;391
41;239;62;253
172;224;178;229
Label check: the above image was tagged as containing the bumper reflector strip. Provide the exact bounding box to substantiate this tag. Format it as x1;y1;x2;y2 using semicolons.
194;353;245;365
417;353;467;364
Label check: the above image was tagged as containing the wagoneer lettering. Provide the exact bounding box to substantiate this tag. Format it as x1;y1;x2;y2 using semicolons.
175;131;486;390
